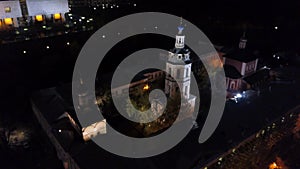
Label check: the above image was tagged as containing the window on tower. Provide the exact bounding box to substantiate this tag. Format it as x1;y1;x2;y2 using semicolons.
185;68;189;78
177;69;180;79
185;86;188;96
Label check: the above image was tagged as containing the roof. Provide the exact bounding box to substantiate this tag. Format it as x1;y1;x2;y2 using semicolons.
170;47;190;55
168;48;192;65
224;48;258;63
30;85;166;169
31;88;69;124
243;68;270;84
31;87;84;152
224;65;242;79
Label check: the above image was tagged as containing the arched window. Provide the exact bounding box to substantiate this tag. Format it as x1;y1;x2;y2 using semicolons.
230;81;236;90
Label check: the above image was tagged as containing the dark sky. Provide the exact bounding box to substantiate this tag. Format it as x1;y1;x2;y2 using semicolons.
132;0;300;51
136;0;300;17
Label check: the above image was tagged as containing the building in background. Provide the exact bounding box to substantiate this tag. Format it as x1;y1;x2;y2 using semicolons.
26;0;68;23
0;0;22;28
68;0;127;8
222;32;260;92
0;0;69;30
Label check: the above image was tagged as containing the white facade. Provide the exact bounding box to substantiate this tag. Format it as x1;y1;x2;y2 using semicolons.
165;62;192;99
0;1;22;19
26;0;68;23
0;1;22;28
26;0;69;16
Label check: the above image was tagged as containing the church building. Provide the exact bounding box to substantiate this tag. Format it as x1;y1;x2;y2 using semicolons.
152;25;196;120
222;32;259;92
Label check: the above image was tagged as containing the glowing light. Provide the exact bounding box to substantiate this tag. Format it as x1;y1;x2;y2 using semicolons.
143;84;150;90
234;93;242;99
58;129;62;133
133;3;137;6
42;25;46;29
102;35;105;38
66;42;70;45
269;162;279;169
46;45;50;49
35;15;43;22
94;7;96;10
4;7;11;13
274;26;278;30
23;28;28;31
54;13;61;20
23;50;27;54
4;18;13;25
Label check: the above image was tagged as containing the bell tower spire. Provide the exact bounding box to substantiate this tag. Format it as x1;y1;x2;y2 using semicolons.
239;31;247;49
175;17;185;49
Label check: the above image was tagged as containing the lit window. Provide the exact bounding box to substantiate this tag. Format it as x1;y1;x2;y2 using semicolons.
4;18;12;25
35;15;43;22
54;13;61;20
4;7;11;13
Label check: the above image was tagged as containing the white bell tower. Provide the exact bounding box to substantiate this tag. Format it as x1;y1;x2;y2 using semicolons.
165;25;196;108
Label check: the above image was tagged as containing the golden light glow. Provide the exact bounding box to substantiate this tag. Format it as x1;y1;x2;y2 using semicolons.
0;20;2;27
269;162;280;169
35;15;43;22
4;7;11;13
4;18;12;25
54;13;61;20
143;84;150;90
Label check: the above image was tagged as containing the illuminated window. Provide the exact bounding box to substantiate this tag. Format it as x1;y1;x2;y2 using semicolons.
54;13;61;20
35;15;43;22
4;18;12;25
4;7;11;13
